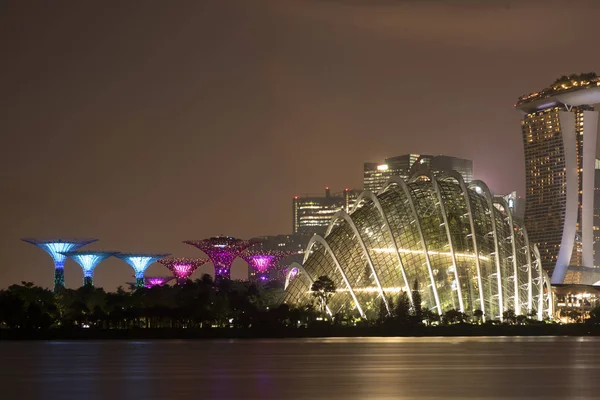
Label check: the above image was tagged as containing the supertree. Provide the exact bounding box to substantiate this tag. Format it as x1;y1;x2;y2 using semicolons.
239;249;295;283
21;238;97;291
61;251;118;287
183;236;254;281
115;253;170;288
157;257;209;285
132;276;175;289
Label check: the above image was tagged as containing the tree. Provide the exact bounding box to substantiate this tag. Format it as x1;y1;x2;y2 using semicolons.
502;309;517;325
411;280;422;324
588;306;600;324
311;276;336;317
394;292;411;324
422;308;440;326
442;309;467;325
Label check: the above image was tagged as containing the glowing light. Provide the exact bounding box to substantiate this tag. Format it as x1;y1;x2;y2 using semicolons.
61;251;117;286
372;247;490;262
21;238;97;291
240;249;294;283
115;253;170;287
184;237;254;281
377;164;389;171
144;276;175;288
308;286;409;294
158;257;208;284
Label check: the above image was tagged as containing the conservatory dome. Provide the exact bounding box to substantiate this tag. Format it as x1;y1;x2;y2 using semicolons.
284;170;552;321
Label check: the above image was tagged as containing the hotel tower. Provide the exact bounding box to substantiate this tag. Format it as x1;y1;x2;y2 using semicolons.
516;73;600;284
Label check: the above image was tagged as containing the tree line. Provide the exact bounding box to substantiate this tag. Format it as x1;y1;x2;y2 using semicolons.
2;274;600;331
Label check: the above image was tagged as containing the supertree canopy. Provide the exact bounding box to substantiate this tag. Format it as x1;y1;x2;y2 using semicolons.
239;249;295;282
183;236;254;281
21;238;97;292
61;251;118;287
158;257;209;284
143;276;175;288
115;253;170;287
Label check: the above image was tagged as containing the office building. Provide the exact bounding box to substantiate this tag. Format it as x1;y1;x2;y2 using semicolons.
364;154;473;193
292;187;360;236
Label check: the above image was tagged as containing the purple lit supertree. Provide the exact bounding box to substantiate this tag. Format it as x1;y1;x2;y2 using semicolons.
61;251;118;287
143;276;175;288
21;238;97;292
158;257;209;285
115;253;170;288
239;249;295;283
183;236;254;281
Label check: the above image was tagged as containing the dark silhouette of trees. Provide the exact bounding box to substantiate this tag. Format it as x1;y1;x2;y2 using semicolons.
411;279;423;324
442;309;468;325
393;292;411;324
311;276;336;317
0;276;309;331
502;309;517;325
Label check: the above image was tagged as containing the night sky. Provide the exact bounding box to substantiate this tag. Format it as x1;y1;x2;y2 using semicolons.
2;0;600;290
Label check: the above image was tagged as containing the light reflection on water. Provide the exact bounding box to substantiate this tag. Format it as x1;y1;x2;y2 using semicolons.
0;336;598;400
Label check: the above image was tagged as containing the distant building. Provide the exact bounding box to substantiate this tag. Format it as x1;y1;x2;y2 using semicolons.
292;187;360;236
515;73;600;283
495;191;525;221
364;154;473;193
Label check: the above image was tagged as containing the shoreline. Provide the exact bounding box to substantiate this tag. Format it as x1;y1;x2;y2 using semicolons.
1;324;599;340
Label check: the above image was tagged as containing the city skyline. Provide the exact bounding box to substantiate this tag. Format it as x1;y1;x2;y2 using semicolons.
3;1;600;290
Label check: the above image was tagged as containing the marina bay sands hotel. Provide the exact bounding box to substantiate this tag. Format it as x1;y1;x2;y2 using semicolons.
516;73;600;285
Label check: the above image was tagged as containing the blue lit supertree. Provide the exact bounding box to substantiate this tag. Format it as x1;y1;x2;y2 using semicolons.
115;253;170;287
21;238;97;292
61;251;118;287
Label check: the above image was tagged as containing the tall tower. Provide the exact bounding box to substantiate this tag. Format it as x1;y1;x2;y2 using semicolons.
61;251;117;287
21;238;97;291
158;257;209;285
516;73;600;284
115;253;170;287
184;236;253;281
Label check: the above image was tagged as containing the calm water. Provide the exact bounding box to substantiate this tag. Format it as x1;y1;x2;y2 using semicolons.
0;337;598;399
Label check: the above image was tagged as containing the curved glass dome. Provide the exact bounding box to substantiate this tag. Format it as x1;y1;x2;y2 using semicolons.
284;170;553;321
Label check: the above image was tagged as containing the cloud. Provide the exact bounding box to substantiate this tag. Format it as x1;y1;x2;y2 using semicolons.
274;0;599;48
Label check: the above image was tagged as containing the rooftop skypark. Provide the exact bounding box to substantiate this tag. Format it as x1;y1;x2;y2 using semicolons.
516;72;600;111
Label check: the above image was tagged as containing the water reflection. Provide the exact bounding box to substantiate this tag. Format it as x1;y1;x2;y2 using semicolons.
0;337;598;399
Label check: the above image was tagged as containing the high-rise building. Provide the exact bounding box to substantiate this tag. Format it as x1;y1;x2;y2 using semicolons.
292;187;360;236
595;161;600;270
364;154;473;193
516;72;600;284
